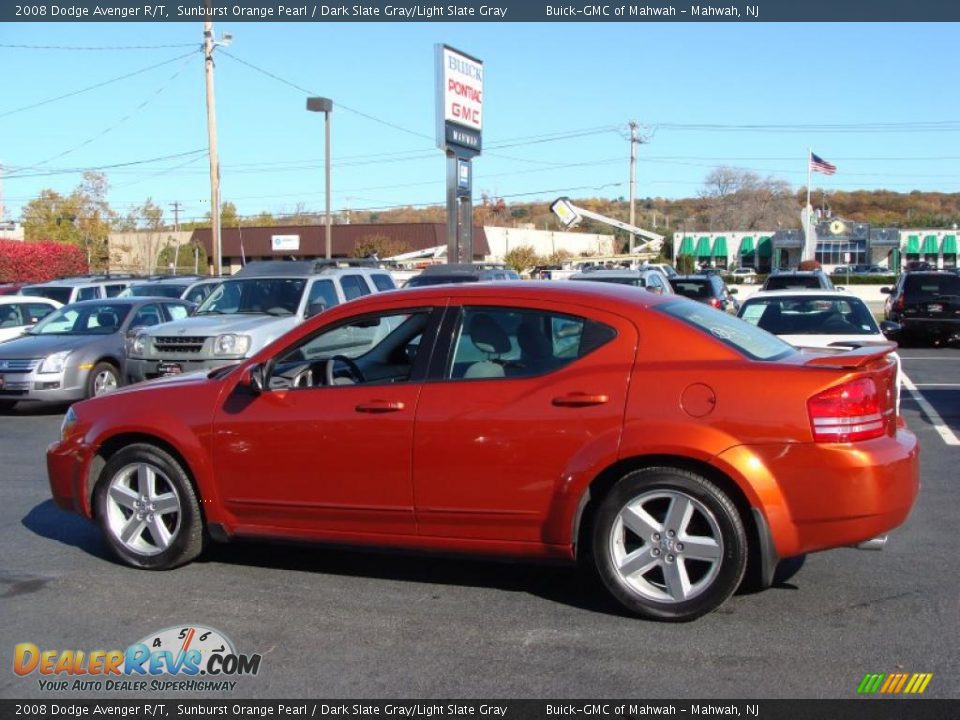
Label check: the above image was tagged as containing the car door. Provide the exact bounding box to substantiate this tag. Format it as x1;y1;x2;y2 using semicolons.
412;301;637;544
211;305;443;537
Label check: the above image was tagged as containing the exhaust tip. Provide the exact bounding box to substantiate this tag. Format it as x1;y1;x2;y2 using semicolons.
854;534;888;551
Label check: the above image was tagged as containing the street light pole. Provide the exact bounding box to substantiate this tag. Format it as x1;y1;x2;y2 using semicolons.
307;97;334;259
203;6;221;276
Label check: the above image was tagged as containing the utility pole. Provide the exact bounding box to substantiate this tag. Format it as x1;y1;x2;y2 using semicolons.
170;201;182;275
628;121;637;255
203;3;222;277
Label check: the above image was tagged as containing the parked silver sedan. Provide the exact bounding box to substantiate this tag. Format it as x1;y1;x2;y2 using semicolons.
0;298;193;412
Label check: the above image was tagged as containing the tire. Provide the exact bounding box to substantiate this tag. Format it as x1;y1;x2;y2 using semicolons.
87;362;120;398
93;443;204;570
592;467;747;621
0;400;17;413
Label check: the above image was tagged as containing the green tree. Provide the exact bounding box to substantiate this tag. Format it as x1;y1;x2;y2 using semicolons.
354;234;411;259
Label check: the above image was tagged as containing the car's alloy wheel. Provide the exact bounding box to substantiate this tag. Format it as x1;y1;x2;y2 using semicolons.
94;444;204;569
593;467;747;621
88;362;119;398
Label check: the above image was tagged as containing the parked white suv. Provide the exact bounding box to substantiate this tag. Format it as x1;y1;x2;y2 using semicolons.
19;275;135;304
126;260;396;382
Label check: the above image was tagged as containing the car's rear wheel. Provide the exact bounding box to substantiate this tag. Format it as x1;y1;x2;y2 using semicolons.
592;467;747;621
0;400;17;413
93;443;203;569
87;362;120;398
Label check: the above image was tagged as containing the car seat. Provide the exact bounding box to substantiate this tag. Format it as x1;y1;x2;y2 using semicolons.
516;316;555;375
94;310;120;331
464;313;511;379
757;304;783;333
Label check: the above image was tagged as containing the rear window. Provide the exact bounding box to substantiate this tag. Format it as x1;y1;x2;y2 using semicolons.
128;284;187;298
671;279;712;299
657;300;795;361
764;275;823;290
371;274;397;291
904;274;960;297
740;296;880;336
21;286;73;304
570;276;645;287
406;274;480;287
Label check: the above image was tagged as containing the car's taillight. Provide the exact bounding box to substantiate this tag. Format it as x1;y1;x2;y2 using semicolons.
808;377;886;442
709;298;722;309
893;295;904;312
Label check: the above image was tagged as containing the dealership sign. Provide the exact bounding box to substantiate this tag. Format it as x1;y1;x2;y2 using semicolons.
436;44;483;154
271;235;300;252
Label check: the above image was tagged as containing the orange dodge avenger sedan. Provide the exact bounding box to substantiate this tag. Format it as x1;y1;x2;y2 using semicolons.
47;282;919;621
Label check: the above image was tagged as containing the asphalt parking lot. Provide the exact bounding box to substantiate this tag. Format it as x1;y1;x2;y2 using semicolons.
1;347;958;700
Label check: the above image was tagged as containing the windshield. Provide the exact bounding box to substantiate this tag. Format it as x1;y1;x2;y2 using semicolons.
405;275;480;287
570;276;644;287
671;279;714;300
196;278;306;315
657;300;794;361
739;295;880;336
31;303;131;335
764;275;823;290
21;286;73;304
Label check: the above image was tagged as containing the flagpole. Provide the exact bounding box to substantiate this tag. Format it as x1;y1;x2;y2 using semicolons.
805;147;812;264
806;147;812;212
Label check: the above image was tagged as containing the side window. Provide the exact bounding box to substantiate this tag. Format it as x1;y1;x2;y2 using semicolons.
26;303;56;323
446;307;616;381
341;275;372;301
77;286;99;301
306;279;339;315
371;274;396;292
165;304;191;321
130;304;163;329
270;310;432;389
0;304;23;328
186;284;214;305
104;284;127;297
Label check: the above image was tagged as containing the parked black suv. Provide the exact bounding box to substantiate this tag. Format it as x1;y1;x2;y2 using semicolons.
669;274;740;314
404;263;520;288
762;269;835;291
882;271;960;344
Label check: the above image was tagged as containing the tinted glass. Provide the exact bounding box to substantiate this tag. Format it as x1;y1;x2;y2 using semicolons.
406;274;480;287
197;278;306;315
0;304;23;327
447;307;616;380
104;284;127;297
128;284;187;298
657;300;794;361
306;279;339;311
77;286;99;301
764;275;823;290
341;275;372;301
740;295;880;336
671;279;713;300
371;274;397;291
904;274;960;297
570;276;645;287
22;286;72;304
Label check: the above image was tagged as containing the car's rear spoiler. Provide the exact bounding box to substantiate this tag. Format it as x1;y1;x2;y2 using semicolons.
803;342;897;369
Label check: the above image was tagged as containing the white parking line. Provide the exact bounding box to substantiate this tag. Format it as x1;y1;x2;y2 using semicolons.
900;372;960;446
911;383;960;388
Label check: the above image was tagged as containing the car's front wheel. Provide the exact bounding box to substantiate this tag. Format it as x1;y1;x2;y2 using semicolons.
592;467;747;621
87;362;120;398
93;443;204;569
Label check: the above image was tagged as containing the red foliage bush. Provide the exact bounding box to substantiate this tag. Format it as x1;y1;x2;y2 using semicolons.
0;240;89;283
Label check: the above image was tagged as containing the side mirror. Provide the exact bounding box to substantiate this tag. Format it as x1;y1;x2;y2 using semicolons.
880;287;892;295
305;301;327;319
728;287;738;295
880;320;901;339
241;363;265;395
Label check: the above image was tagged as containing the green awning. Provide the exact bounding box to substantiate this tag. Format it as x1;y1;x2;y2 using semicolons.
678;236;695;256
943;234;958;254
757;236;772;258
905;235;920;254
922;235;939;254
713;236;728;257
739;236;755;254
695;236;712;258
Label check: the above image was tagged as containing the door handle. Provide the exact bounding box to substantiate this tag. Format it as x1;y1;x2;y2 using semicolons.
355;400;405;413
552;393;609;407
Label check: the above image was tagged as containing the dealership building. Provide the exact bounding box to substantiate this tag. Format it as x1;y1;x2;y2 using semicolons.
673;219;958;272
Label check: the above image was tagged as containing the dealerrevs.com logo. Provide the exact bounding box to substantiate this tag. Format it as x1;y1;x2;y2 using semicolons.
14;625;262;692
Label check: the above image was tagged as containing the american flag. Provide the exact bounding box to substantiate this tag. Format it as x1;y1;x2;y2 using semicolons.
810;152;837;175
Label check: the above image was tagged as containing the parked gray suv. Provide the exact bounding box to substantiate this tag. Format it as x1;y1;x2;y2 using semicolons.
126;260;396;382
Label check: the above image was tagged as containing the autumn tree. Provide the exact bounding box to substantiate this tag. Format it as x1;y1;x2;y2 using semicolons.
504;245;540;274
354;233;411;259
698;167;798;231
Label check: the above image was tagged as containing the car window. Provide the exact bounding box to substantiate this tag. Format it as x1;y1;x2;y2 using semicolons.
341;275;372;301
371;274;397;292
130;304;164;329
904;274;960;297
672;279;712;299
198;278;306;315
21;286;73;304
741;296;879;335
0;304;23;327
446;307;616;380
77;286;100;301
306;279;339;312
764;275;822;290
32;304;131;335
184;283;217;305
165;304;191;321
104;284;127;297
25;303;56;323
270;310;432;388
657;300;794;361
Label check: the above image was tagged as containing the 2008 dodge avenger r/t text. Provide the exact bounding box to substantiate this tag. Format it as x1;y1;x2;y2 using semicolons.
47;282;919;621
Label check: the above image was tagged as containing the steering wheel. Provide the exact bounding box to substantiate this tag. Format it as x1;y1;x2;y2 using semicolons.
325;355;365;386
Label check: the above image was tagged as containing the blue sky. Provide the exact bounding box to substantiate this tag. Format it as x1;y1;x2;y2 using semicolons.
1;21;959;225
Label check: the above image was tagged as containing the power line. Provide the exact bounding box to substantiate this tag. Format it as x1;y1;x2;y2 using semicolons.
657;120;960;134
0;42;199;50
0;48;199;120
5;149;208;180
